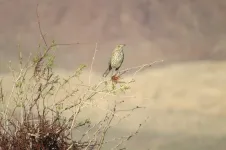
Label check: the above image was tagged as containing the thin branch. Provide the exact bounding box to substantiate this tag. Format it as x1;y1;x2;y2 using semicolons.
89;43;98;85
118;60;164;77
0;78;4;102
112;117;149;150
36;4;48;47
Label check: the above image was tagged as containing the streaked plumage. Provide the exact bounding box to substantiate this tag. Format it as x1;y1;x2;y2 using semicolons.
103;44;125;77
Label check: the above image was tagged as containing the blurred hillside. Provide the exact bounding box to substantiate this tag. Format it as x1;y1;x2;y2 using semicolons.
1;0;226;73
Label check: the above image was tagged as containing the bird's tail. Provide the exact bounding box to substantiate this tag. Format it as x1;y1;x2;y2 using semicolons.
103;68;110;77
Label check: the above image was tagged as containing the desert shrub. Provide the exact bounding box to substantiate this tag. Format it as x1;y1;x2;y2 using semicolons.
0;40;160;149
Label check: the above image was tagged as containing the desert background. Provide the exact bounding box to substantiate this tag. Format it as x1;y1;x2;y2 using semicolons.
0;0;226;149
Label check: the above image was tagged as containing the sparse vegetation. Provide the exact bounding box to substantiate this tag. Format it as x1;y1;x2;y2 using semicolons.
0;41;147;150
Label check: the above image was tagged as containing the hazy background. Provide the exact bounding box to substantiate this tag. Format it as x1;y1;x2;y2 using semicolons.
0;0;226;149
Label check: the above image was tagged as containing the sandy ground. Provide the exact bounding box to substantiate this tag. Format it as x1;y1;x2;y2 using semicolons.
1;60;226;150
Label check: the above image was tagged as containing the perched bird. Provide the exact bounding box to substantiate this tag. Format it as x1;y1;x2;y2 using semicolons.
103;44;125;77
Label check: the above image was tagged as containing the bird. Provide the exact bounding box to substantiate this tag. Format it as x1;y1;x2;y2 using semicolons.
103;44;125;77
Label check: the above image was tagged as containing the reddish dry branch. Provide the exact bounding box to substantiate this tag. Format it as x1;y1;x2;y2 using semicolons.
111;75;120;83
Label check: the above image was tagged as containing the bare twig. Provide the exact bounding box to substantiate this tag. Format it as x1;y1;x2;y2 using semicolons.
112;117;149;150
0;78;4;102
89;43;98;85
118;60;164;77
36;4;48;47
